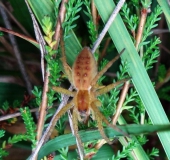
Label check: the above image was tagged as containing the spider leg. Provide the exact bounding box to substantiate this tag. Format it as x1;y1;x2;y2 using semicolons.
91;100;113;144
91;48;125;86
60;28;73;83
60;57;72;83
45;99;74;142
95;78;130;96
91;100;128;144
52;86;75;97
72;107;85;156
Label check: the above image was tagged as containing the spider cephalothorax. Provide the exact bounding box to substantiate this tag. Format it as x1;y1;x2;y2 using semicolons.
51;47;128;147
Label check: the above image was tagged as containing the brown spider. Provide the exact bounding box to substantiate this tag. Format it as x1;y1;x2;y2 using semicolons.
51;47;129;147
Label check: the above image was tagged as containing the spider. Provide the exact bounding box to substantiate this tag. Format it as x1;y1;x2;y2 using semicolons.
51;46;129;147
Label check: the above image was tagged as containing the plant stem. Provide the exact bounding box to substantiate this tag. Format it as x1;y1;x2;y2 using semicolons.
135;8;148;50
91;0;125;53
112;81;129;124
36;70;50;141
0;108;38;121
91;0;97;27
53;0;68;50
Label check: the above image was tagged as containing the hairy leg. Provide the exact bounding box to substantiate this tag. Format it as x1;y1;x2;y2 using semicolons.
91;100;113;144
72;107;84;155
52;86;75;96
45;100;74;142
91;48;125;86
60;26;73;83
95;78;130;96
91;100;127;143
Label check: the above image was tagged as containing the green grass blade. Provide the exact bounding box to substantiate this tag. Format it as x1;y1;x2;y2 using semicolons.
27;0;55;25
94;0;170;158
157;0;170;25
37;124;170;159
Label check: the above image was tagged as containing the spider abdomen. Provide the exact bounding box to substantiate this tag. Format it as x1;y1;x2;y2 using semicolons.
72;47;97;90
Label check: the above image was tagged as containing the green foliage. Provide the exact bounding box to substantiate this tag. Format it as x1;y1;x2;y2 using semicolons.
111;140;139;160
32;86;42;106
140;6;162;48
63;0;83;37
41;12;62;108
158;86;170;102
48;58;61;86
99;60;129;118
142;37;161;70
13;100;21;108
0;130;5;139
52;0;62;19
6;134;28;144
58;147;69;160
0;148;8;159
55;114;67;135
42;16;56;49
20;107;37;148
131;0;140;8
158;64;167;82
0;107;36;159
121;3;139;34
84;0;98;45
1;0;170;159
141;0;151;8
124;89;138;107
1;101;9;111
147;147;159;160
0;31;4;36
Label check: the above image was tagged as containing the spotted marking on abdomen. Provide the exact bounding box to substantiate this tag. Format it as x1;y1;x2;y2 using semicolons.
72;47;97;90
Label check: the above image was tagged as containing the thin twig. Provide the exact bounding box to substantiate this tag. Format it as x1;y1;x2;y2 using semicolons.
0;27;38;44
135;8;148;50
0;1;31;37
0;108;38;121
91;0;125;54
91;0;97;27
0;36;15;56
25;0;46;81
94;139;106;150
0;4;32;95
53;0;68;50
36;70;50;141
112;81;130;124
133;7;148;126
98;38;111;63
